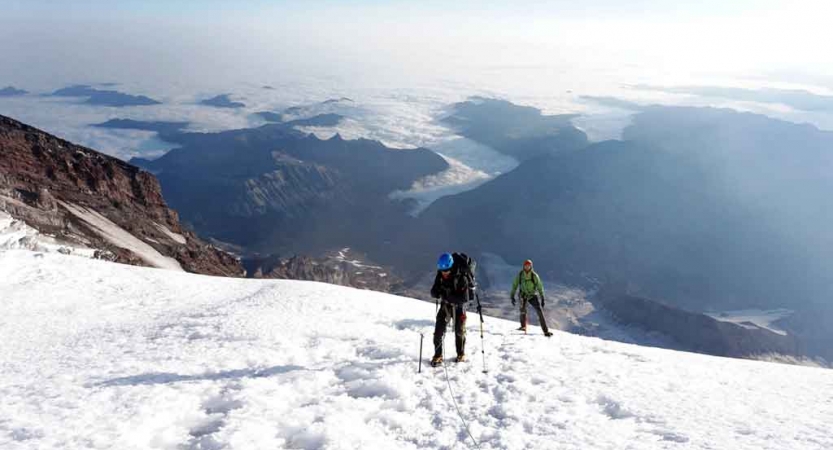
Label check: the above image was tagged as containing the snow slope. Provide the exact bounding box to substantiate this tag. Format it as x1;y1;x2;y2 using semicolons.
1;249;831;450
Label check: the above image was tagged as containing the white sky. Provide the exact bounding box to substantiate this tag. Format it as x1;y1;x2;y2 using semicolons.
1;1;832;92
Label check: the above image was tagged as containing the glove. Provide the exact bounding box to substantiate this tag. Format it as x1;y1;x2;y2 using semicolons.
541;297;546;307
511;296;516;306
476;304;482;314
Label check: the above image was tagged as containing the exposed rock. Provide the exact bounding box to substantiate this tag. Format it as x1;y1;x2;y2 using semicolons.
244;248;403;292
0;114;243;276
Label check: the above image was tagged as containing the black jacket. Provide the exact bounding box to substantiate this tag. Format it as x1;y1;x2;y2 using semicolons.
430;270;471;305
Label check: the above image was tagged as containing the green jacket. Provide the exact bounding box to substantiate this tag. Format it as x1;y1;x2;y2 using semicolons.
510;270;545;299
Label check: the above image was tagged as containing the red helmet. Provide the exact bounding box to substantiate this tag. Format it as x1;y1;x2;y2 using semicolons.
523;259;533;268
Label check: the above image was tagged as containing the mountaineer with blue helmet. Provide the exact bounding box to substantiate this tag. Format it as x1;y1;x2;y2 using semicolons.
429;252;477;366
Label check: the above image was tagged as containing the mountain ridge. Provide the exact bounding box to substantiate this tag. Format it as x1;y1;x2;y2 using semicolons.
0;114;242;276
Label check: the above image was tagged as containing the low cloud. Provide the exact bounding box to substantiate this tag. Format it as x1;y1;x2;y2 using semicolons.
634;84;833;112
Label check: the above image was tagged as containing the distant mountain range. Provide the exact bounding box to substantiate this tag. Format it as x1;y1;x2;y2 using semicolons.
200;94;245;108
0;86;28;97
442;97;588;160
5;95;831;363
255;111;283;122
93;118;189;134
399;105;833;313
119;97;833;322
50;85;161;106
130;122;448;258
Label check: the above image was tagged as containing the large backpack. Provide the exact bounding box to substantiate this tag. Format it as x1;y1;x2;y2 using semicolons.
451;252;477;301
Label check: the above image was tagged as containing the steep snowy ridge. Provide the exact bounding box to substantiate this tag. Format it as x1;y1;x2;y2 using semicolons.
0;249;831;449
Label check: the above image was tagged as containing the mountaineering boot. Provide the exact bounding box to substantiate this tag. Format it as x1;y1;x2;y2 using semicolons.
456;354;467;363
544;331;553;337
516;326;527;331
431;355;443;367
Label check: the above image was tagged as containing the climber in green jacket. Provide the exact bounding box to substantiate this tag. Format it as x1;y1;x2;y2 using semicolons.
510;259;553;336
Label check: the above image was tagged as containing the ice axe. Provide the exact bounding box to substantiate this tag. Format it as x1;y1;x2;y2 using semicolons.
418;333;424;373
476;293;488;374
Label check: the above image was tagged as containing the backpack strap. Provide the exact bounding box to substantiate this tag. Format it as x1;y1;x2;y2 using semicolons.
518;269;539;296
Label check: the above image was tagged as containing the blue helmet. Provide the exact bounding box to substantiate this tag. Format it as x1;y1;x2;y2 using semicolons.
437;252;454;271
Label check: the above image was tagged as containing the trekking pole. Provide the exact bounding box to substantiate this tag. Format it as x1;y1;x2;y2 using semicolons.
476;293;488;374
418;333;424;373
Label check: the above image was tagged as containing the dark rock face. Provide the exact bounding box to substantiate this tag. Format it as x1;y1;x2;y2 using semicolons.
200;94;245;108
595;291;801;359
0;86;28;97
50;85;161;106
244;248;403;292
0;114;242;276
133;123;448;257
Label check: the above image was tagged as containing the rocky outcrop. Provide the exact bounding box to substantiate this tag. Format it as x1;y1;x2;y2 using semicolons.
244;248;403;292
0;114;243;276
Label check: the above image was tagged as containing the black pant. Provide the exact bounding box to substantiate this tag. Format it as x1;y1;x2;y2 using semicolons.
520;295;549;334
433;302;467;357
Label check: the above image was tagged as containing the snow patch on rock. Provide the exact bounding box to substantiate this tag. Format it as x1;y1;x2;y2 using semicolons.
58;201;183;271
154;222;187;245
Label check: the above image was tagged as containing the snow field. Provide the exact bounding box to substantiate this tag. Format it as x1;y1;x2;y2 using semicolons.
1;249;831;449
0;210;96;257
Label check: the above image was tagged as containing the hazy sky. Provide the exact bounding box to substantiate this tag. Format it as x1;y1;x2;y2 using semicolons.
2;0;832;92
2;0;833;164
